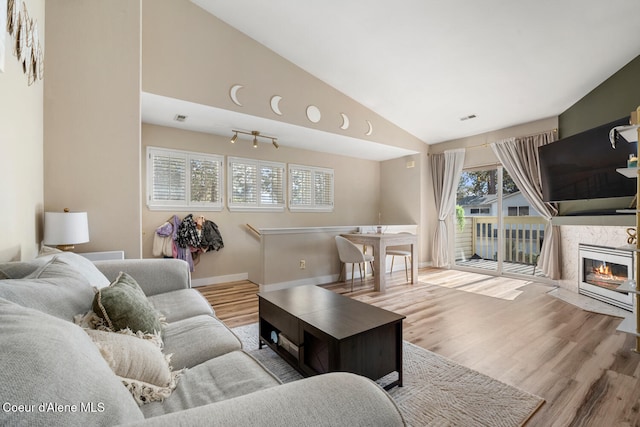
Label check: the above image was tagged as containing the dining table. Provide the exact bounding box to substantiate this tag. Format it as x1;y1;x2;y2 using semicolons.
340;233;418;292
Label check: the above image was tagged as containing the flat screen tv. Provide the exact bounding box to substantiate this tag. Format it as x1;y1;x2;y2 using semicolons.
539;117;637;203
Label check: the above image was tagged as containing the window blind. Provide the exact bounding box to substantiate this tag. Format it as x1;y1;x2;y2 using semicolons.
190;157;221;204
228;157;285;211
260;163;285;206
152;153;187;202
289;164;334;212
147;147;223;211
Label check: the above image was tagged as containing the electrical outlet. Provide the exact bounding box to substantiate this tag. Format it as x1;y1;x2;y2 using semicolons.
299;259;306;269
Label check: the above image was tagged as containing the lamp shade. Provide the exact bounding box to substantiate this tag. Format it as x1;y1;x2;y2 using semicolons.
43;211;90;246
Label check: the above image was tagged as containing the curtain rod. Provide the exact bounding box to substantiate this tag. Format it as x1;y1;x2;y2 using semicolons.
455;128;558;151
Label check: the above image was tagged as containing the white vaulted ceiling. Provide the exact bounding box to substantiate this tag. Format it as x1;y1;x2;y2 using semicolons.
190;0;640;144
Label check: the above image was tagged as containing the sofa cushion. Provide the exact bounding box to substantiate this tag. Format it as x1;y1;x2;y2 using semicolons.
94;258;191;297
0;257;48;279
0;257;95;321
0;298;144;426
86;329;182;405
93;272;163;334
141;350;280;418
132;372;405;427
54;251;111;288
0;252;110;286
162;315;242;369
147;289;214;322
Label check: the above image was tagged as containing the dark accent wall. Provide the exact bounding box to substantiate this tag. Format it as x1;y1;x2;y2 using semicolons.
555;55;639;215
559;55;640;138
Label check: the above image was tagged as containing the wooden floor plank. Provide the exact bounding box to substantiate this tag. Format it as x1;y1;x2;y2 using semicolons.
196;268;640;426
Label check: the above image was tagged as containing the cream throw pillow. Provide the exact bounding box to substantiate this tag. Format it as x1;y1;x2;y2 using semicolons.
85;329;182;405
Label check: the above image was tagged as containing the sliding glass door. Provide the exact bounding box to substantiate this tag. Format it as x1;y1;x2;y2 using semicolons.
454;167;546;277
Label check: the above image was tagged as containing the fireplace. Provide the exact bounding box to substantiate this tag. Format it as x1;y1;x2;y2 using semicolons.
578;244;634;312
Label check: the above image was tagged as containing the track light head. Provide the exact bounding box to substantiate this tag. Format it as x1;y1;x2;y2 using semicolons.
230;133;238;143
272;139;279;149
253;136;258;148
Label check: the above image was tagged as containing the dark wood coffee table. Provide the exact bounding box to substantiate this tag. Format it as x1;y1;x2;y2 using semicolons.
257;285;405;389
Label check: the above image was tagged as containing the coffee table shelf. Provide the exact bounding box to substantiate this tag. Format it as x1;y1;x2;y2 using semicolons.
258;285;405;389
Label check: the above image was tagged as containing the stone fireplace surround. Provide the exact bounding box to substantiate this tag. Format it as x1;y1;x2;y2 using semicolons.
558;225;631;293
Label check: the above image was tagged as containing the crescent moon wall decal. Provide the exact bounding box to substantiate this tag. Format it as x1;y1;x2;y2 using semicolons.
365;120;373;136
229;84;244;106
340;113;350;130
270;95;283;115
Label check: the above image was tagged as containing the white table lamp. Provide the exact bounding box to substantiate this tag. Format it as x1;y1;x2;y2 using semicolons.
43;209;90;251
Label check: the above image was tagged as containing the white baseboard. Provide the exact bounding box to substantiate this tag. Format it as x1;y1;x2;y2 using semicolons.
191;272;249;288
259;274;340;292
191;261;430;290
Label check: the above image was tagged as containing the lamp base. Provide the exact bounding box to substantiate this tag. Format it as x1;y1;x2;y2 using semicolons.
55;244;76;251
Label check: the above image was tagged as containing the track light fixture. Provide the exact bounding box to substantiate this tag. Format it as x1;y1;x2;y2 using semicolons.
230;130;279;149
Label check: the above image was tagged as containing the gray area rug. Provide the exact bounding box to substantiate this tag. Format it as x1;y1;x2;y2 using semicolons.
232;323;544;427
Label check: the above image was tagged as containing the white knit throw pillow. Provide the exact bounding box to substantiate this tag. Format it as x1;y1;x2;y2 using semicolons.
85;329;182;405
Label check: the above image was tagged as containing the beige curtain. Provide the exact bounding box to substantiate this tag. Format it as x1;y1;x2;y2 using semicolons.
490;130;560;279
431;149;465;268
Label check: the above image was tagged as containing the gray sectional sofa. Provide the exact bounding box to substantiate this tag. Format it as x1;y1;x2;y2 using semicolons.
0;252;405;426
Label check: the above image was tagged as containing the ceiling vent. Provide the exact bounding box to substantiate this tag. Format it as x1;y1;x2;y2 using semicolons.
460;114;477;121
174;114;187;122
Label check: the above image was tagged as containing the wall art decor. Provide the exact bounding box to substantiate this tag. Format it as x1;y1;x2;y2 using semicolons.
365;120;373;136
270;95;283;115
5;0;43;84
340;113;350;130
306;105;321;123
229;84;243;106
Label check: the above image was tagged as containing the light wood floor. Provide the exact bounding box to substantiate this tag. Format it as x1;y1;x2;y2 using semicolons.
197;268;640;426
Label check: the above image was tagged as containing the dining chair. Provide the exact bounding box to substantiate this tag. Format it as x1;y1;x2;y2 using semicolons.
386;233;412;283
335;236;374;292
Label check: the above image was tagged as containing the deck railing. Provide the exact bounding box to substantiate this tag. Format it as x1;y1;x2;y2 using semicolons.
455;216;547;265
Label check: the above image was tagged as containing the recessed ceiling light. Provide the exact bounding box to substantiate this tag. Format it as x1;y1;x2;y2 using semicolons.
174;114;187;122
460;114;477;121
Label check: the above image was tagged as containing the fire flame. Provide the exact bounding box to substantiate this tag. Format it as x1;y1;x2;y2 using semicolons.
594;264;612;276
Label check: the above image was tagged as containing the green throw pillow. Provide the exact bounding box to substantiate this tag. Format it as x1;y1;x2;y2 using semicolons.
93;272;162;334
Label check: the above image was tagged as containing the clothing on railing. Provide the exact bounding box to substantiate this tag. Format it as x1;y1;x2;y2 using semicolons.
153;214;223;272
177;214;201;249
152;219;175;258
201;220;224;252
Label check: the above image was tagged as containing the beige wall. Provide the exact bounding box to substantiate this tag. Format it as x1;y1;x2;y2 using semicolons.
139;0;429;283
0;0;45;261
9;0;557;277
30;0;425;281
44;0;142;258
142;124;382;281
380;155;429;262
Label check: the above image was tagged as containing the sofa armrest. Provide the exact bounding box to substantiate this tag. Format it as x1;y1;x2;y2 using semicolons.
93;259;190;296
125;372;405;427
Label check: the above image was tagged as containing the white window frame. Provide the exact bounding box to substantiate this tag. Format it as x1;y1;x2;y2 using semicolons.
288;164;334;212
227;157;286;212
146;147;224;211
